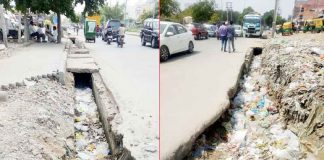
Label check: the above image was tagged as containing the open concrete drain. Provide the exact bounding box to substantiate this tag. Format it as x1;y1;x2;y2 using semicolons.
187;48;301;159
73;73;111;159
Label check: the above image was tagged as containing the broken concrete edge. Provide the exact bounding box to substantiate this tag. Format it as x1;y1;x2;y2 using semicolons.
165;46;261;160
91;73;135;160
0;72;63;91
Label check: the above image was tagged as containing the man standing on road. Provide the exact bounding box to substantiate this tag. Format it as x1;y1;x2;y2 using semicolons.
227;21;235;53
219;22;228;52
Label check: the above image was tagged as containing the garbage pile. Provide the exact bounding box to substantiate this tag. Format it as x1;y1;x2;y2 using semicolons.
74;88;111;160
261;37;324;158
190;35;323;160
191;56;301;159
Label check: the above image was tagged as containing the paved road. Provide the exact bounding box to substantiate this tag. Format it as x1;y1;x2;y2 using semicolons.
84;35;159;160
160;37;265;159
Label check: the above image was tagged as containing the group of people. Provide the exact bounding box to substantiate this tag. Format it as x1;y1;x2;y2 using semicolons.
29;21;58;43
218;21;236;53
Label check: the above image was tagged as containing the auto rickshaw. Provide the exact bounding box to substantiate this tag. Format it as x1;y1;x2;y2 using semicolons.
314;18;324;33
303;19;315;33
84;20;96;43
282;22;293;36
276;25;282;34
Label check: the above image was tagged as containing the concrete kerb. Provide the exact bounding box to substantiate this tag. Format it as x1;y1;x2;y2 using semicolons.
166;46;261;160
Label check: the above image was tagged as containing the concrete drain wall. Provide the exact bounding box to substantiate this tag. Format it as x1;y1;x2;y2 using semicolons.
183;47;264;159
67;38;133;160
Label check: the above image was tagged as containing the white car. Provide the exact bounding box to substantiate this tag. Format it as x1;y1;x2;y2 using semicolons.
160;21;194;61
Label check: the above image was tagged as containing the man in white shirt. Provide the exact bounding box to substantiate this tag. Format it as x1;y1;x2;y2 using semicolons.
37;24;46;42
29;21;39;40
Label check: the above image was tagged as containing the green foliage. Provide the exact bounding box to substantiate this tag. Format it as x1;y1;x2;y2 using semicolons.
100;3;125;23
160;0;180;18
75;0;104;16
209;12;220;23
191;0;214;23
263;9;286;27
238;7;255;24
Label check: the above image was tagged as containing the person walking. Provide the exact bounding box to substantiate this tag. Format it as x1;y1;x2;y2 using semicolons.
227;21;235;53
219;22;228;52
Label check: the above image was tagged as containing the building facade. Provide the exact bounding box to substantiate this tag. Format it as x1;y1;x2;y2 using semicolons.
293;0;324;20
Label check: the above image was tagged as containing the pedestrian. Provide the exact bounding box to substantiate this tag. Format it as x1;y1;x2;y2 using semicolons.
76;25;79;36
29;21;39;41
45;25;56;42
37;24;46;42
219;22;228;52
227;21;235;53
52;26;58;43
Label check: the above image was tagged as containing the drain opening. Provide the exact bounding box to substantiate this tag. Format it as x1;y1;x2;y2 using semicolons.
72;72;111;159
253;47;263;55
74;73;92;88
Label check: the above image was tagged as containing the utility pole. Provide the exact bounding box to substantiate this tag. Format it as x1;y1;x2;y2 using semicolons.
272;0;279;38
0;5;8;47
18;11;22;43
124;0;127;23
226;2;232;22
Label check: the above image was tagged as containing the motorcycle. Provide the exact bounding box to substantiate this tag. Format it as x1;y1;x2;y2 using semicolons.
106;28;113;45
117;35;124;48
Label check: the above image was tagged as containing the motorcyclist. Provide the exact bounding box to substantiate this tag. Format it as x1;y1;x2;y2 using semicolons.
96;25;100;37
117;23;126;45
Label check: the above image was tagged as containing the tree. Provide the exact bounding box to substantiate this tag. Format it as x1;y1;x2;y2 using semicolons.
238;7;255;24
160;0;180;18
191;0;214;23
209;12;220;23
263;9;286;27
75;0;104;16
100;3;125;24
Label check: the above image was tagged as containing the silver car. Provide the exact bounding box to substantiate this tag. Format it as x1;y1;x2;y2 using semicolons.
234;25;243;37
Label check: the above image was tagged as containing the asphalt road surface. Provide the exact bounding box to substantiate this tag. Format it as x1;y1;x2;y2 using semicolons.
85;35;159;160
160;37;265;159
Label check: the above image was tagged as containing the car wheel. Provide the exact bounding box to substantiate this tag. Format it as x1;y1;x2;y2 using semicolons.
151;38;156;48
160;46;170;62
141;36;146;46
188;41;194;53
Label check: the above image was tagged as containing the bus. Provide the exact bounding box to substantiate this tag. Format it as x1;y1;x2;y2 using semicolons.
243;12;264;37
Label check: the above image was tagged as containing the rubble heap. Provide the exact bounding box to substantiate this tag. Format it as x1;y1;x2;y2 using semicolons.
261;37;324;157
0;79;75;159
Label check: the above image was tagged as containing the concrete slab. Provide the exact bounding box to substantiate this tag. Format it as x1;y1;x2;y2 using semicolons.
68;54;93;58
70;48;89;54
66;57;99;73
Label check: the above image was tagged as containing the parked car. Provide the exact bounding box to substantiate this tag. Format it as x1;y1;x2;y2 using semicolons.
234;25;243;37
204;24;217;37
0;13;24;40
140;18;159;48
186;23;208;40
102;19;121;42
160;21;194;61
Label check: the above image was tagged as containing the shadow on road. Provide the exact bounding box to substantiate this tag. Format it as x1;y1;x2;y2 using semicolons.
162;50;202;63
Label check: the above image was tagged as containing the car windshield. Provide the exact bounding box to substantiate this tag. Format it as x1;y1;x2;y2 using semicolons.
108;21;121;30
160;24;167;34
235;26;241;30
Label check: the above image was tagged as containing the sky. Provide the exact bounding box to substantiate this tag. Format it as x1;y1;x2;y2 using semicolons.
75;0;157;19
178;0;296;19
